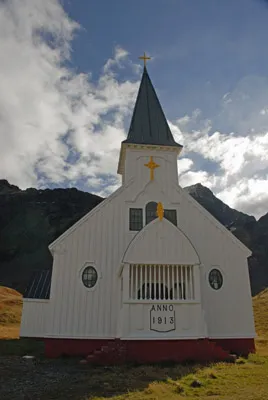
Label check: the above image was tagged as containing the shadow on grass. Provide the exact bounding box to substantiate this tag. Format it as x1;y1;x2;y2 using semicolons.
0;337;44;356
0;338;217;400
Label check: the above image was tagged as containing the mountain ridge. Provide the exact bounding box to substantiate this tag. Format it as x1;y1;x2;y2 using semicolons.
0;179;267;295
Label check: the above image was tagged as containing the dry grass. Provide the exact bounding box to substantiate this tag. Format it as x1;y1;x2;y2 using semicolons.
0;324;20;339
0;286;22;339
0;286;43;356
0;286;268;400
253;288;268;355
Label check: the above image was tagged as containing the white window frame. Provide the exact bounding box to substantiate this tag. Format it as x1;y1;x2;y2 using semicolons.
129;207;143;231
79;262;102;292
206;265;225;291
126;203;179;232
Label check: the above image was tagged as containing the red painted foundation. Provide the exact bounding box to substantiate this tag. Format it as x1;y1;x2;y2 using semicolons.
212;338;255;356
44;337;255;364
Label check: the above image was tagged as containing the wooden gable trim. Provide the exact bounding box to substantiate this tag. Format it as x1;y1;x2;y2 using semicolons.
48;178;134;252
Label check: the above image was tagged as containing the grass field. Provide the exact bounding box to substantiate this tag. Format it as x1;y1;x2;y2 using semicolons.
1;286;268;400
0;286;22;339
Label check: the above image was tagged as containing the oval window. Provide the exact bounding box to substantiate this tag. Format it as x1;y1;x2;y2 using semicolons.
82;266;98;288
209;269;223;290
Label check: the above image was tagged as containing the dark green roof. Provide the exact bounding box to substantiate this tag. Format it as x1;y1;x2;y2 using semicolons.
123;67;182;148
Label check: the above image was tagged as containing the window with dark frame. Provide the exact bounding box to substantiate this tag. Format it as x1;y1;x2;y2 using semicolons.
164;209;177;226
82;266;98;288
130;204;177;230
129;208;143;231
145;201;158;225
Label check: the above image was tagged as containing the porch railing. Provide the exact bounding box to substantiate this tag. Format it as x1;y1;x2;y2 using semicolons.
128;264;195;301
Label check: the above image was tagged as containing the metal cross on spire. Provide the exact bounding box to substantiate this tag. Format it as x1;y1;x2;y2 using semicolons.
139;52;151;67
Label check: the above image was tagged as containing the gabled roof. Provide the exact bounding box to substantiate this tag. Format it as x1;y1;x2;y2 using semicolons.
123;67;182;148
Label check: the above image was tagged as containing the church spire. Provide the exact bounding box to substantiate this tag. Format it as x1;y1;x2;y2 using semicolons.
123;62;182;149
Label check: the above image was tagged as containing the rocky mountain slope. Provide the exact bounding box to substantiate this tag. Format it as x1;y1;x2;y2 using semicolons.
184;183;268;294
0;180;103;293
0;179;267;295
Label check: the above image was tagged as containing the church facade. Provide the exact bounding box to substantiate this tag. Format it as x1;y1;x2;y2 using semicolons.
20;65;256;363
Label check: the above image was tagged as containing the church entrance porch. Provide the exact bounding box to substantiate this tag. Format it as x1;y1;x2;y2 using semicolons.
119;263;208;340
129;264;195;302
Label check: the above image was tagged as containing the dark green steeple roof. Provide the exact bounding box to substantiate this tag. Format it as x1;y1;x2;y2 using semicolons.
123;67;182;148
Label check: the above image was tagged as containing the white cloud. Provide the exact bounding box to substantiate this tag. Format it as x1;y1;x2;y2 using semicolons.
179;170;213;189
103;46;129;73
177;157;193;175
217;75;268;136
175;106;268;218
0;0;139;194
216;177;268;217
1;0;268;220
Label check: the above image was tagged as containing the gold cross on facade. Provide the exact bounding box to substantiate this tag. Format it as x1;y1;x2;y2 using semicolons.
139;52;151;67
144;156;160;180
157;202;164;220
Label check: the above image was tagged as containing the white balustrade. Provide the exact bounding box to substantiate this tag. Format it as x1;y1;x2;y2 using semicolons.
128;264;195;301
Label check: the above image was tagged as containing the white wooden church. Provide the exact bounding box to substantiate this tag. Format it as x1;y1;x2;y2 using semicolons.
20;58;256;363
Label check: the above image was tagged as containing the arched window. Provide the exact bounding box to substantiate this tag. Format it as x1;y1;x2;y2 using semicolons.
146;201;158;225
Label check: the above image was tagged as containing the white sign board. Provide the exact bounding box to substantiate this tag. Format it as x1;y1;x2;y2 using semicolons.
150;304;176;332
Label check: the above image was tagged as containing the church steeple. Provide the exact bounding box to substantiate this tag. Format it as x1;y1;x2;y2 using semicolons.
118;59;183;177
122;66;182;148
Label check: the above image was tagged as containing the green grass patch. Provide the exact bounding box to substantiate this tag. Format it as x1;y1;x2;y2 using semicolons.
88;355;268;400
1;286;268;399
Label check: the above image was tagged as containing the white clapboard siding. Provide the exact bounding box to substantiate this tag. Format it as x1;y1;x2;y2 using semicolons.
122;217;200;266
20;300;49;337
21;147;255;340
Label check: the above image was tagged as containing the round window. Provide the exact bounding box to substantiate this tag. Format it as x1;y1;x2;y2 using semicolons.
82;266;98;288
209;269;223;290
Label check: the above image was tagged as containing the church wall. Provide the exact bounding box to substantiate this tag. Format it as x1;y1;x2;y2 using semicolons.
20;300;50;337
26;152;184;340
124;148;179;188
21;148;255;341
20;54;256;351
121;302;206;339
45;196;127;338
178;188;256;339
44;174;180;339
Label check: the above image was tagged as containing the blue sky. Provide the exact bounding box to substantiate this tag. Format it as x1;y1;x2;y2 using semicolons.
64;0;268;127
1;0;268;218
